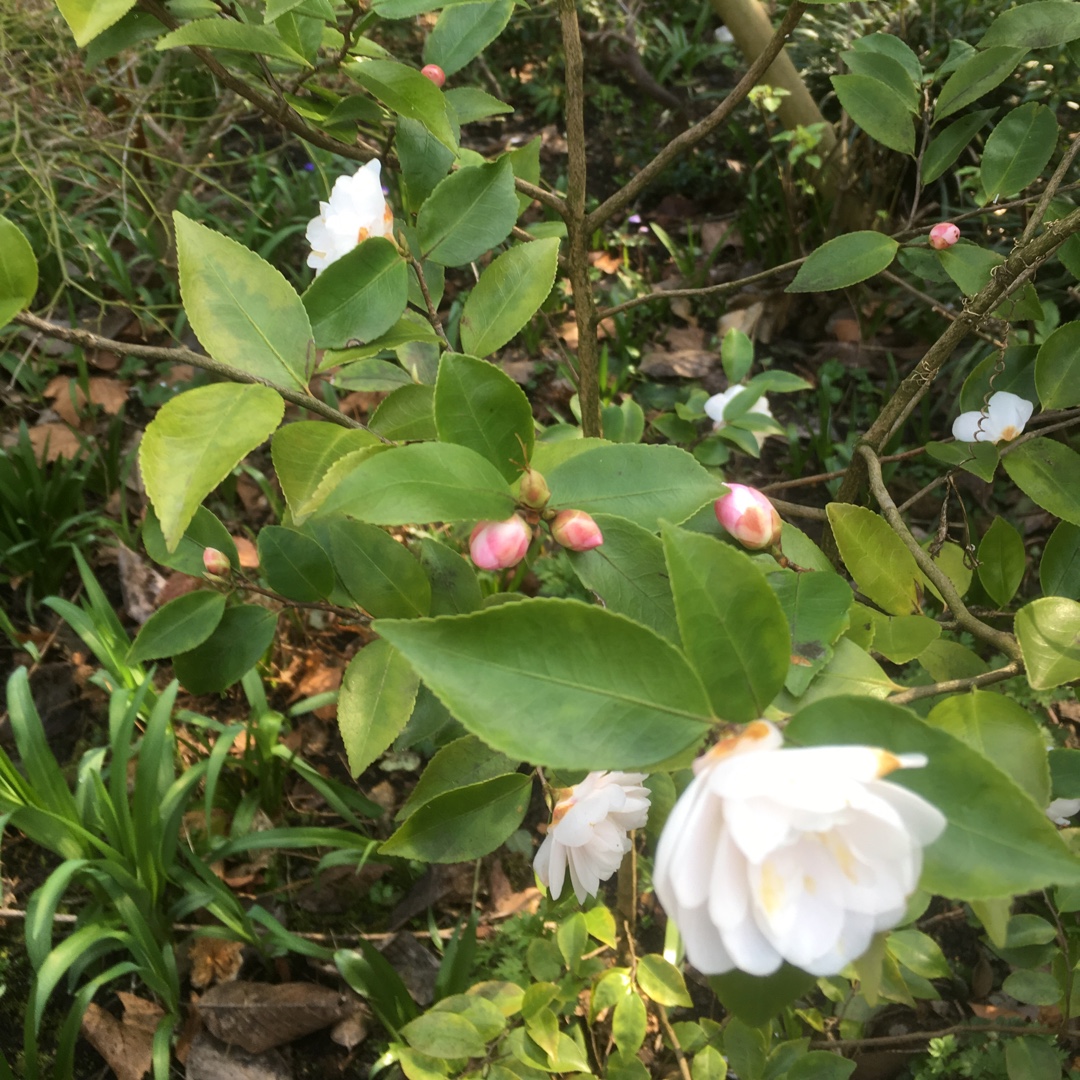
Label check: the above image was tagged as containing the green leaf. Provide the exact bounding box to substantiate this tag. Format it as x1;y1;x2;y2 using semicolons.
867;612;940;664
396;117;457;213
142;505;238;578
850;31;922;84
397;734;515;820
339;640;421;777
335;944;418;1035
173;605;277;694
663;527;789;722
332;359;413;392
778;636;897;708
710;967;814;1029
612;993;646;1053
547;444;723;531
636;955;692;1007
925;439;1000;483
567;514;680;643
418;538;482;615
381;773;530;861
140;384;284;551
1005;1036;1063;1080
922;109;996;185
787;232;900;292
128;591;225;663
1050;748;1080;797
830;75;915;154
376;599;713;769
827;503;921;615
981;103;1058;202
1003;438;1080;525
317;442;515;524
980;1;1080;49
0;215;38;327
257;525;334;602
787;1053;856;1080
1015;597;1080;689
960;342;1038;412
302;238;409;349
156;18;310;64
935;47;1028;121
348;59;457;150
445;87;514;125
977;516;1026;607
787;697;1080;899
423;0;514;76
771;569;854;693
887;929;950;979
1035;319;1080;409
459;237;560;357
418;159;518;267
323;517;431;617
926;690;1050;806
840;51;919;113
506;137;541;215
56;0;135;46
369;384;438;441
937;241;1003;296
324;312;441;369
174;212;311;389
919;639;988;681
434;352;534;480
1041;521;1080;599
402;1010;487;1059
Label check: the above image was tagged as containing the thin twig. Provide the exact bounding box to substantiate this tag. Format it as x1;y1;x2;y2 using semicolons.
1022;131;1080;244
657;1005;693;1080
880;270;1005;348
888;661;1023;705
761;447;927;494
770;497;827;521
810;1021;1073;1052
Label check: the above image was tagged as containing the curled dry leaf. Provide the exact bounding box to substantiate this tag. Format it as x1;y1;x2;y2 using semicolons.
189;936;245;989
44;374;129;425
196;981;355;1054
81;993;164;1080
27;422;83;462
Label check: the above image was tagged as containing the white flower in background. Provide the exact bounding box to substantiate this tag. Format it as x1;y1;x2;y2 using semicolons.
534;771;651;903
952;391;1033;444
654;722;946;977
305;160;394;275
704;386;775;449
1046;798;1080;825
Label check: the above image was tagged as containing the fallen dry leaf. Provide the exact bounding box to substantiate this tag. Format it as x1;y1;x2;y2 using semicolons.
185;1031;292;1080
81;993;164;1080
190;937;245;989
330;1005;369;1050
117;544;166;625
489;859;541;919
589;251;622;275
27;422;83;462
44;374;129;424
638;349;716;379
196;981;354;1053
232;536;259;570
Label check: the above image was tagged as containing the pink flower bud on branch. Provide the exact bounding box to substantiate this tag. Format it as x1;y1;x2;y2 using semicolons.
202;548;231;577
928;222;960;250
714;484;782;551
469;515;531;570
550;509;604;552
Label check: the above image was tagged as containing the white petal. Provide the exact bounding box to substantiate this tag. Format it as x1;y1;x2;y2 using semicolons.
677;901;737;975
952;409;989;443
986;391;1034;441
704;387;739;424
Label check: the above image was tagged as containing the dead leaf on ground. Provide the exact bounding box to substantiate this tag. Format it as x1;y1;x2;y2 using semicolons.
295;861;391;914
488;859;541;919
717;301;765;341
196;981;355;1054
330;1006;370;1050
44;374;129;424
185;1031;293;1080
81;993;164;1080
700;220;742;253
231;536;259;570
117;544;166;624
190;937;245;989
157;572;204;606
638;348;716;379
27;422;83;462
589;251;622;275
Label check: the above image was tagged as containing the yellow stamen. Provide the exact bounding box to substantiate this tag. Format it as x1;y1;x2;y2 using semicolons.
356;226;369;244
759;860;786;915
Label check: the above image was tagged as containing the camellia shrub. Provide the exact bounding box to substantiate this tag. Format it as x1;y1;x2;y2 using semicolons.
3;0;1080;1076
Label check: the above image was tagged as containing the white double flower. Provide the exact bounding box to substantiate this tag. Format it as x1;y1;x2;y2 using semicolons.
305;160;395;275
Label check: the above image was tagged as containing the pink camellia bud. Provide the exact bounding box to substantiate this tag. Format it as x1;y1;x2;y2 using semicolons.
421;64;446;88
469;515;531;570
202;547;231;577
714;484;782;551
550;509;604;552
519;468;551;510
928;222;960;250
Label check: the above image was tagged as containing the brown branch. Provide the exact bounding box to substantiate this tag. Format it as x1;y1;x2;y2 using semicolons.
810;1021;1072;1053
1022;130;1080;244
888;661;1023;705
770;497;827;521
657;1005;693;1080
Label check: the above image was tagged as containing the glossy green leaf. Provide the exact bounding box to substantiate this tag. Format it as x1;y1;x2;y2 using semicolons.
257;525;334;602
770;568;853;694
922;109;995;185
506;137;541;215
1050;748;1080;797
324;312;441;370
547;444;723;530
977;516;1026;607
423;0;514;75
851;32;922;83
1041;521;1080;599
636;955;692;1007
1015;597;1080;689
1003;438;1080;525
348;59;457;150
867;612;941;664
128;591;225;663
981;103;1058;202
827;503;921;615
926;690;1050;806
1005;1036;1063;1080
418;159;518;267
887;929;950;979
459;237;560;357
173;605;277;694
396;116;457;212
335;943;418;1035
333;359;413;392
663;527;789;722
381;773;531;861
174;212;311;389
140;384;284;551
56;0;135;46
317;442;515;524
778;636;897;709
787;231;899;292
935;47;1027;121
434;352;534;480
369;384;437;441
840;51;919;112
157;18;310;63
980;2;1080;49
322;517;431;618
919;638;988;681
302;238;409;349
788;697;1080;898
446;87;513;125
692;1046;728;1080
142;505;238;578
612;993;646;1053
924;439;1000;483
397;735;515;820
401;1010;487;1059
376;599;713;769
937;241;1003;297
567;514;680;642
0;215;38;327
418;538;482;615
1035;320;1080;409
339;640;421;777
830;75;915;154
710;966;814;1028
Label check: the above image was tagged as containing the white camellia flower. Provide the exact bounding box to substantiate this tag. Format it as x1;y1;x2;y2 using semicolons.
1046;798;1080;825
534;771;651;903
952;391;1033;444
704;386;775;449
305;159;395;275
654;722;946;977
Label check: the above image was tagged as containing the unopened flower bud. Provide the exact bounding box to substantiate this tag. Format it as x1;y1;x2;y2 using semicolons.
714;484;782;551
550;509;604;552
519;468;551;510
421;64;446;88
469;515;531;570
203;547;231;577
928;222;960;250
